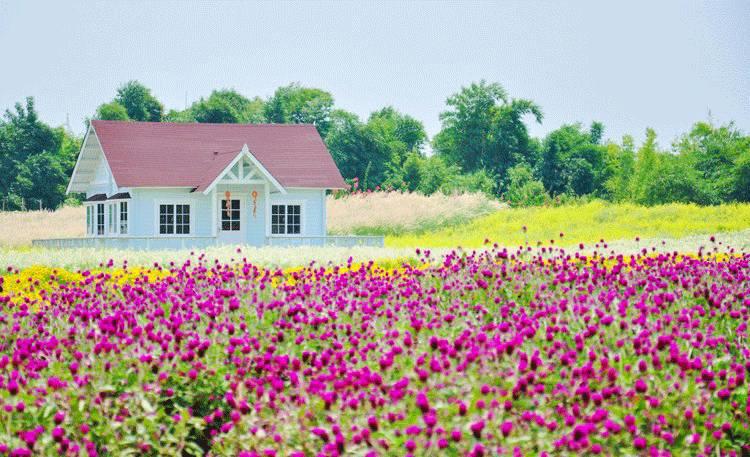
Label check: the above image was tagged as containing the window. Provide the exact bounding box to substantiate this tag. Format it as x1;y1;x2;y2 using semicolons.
86;206;93;235
108;203;117;234
96;203;105;235
119;202;128;235
271;204;301;235
221;199;241;231
176;204;190;234
159;203;190;235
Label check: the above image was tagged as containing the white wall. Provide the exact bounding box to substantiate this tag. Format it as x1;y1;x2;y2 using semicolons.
269;188;326;237
129;188;213;237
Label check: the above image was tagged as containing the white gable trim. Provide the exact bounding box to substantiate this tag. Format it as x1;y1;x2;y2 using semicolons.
202;144;286;195
66;123;118;194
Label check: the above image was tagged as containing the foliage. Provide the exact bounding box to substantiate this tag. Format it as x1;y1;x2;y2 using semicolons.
114;80;164;122
433;80;542;193
0;98;80;209
94;101;129;121
167;90;266;124
3;79;750;209
265;83;334;137
325;110;390;189
503;163;547;207
537;122;608;197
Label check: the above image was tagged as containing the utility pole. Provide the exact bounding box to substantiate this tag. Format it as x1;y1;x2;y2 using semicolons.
38;199;43;211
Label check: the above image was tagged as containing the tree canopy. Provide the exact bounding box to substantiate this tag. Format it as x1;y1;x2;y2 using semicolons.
3;79;749;210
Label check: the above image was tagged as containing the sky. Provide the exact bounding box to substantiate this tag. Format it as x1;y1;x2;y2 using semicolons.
0;0;748;146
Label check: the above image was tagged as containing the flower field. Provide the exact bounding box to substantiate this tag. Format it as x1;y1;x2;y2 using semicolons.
0;242;749;456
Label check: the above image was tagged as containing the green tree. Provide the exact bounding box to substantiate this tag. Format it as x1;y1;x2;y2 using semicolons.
732;151;750;201
433;80;542;191
631;128;661;204
504;163;547;207
603;136;636;201
0;97;81;209
673;121;749;203
192;90;266;124
265;83;334;137
95;101;129;121
114;80;163;121
325;110;389;189
0;98;61;197
538;122;607;197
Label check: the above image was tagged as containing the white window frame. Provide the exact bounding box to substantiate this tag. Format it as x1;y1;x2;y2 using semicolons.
95;203;105;236
118;201;128;235
268;201;305;237
107;203;118;235
85;204;94;236
153;201;194;237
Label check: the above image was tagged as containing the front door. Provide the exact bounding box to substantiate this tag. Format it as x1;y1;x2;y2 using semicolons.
218;197;245;244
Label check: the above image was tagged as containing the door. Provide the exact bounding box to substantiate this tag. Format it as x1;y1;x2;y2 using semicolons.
218;197;245;244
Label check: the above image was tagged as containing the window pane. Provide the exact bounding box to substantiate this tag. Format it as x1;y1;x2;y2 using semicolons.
97;204;105;235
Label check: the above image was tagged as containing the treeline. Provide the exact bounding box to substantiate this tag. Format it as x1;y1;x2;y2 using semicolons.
1;79;748;210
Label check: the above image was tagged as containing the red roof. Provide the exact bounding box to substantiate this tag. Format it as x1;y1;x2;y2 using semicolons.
90;120;346;190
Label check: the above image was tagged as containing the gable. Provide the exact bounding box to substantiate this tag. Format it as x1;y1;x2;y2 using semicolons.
85;121;347;190
67;126;117;194
197;144;285;194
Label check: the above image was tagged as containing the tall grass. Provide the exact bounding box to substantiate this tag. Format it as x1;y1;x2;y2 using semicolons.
327;192;502;235
0;206;84;247
388;200;750;248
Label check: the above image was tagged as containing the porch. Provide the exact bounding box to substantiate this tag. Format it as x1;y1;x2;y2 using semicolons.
31;235;385;250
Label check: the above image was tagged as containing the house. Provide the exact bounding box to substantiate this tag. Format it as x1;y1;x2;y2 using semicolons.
34;120;382;249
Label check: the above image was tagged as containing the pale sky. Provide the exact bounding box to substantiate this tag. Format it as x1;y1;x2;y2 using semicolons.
0;0;748;145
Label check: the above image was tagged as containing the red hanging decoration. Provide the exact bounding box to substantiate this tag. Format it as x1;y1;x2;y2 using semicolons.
251;189;258;217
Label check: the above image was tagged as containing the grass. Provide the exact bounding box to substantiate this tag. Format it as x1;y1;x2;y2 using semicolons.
327;192;501;235
0;206;84;247
387;200;750;248
1;198;750;270
0;245;422;271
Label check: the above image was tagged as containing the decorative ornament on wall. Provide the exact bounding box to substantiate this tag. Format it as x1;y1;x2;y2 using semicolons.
251;189;258;218
224;190;231;217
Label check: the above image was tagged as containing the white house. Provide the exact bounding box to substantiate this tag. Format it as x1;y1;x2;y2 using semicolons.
37;120;381;249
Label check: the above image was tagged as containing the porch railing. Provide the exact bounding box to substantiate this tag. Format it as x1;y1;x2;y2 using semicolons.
265;235;384;248
32;236;219;250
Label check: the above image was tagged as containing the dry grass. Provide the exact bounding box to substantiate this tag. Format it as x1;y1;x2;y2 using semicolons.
327;192;502;235
0;206;84;247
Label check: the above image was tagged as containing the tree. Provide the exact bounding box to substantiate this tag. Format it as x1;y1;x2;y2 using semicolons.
324;110;389;189
114;80;163;121
0;97;80;209
191;90;266;124
603;136;636;202
673;121;749;203
95;101;129;121
538;122;607;197
433;80;542;192
504;163;547;207
265;83;334;137
732;151;750;201
631;128;661;204
0;98;61;197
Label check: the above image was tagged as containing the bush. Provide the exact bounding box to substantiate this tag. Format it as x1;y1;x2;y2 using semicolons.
503;164;547;207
